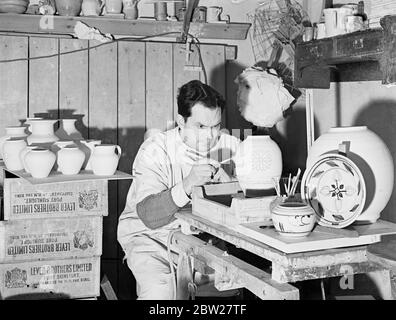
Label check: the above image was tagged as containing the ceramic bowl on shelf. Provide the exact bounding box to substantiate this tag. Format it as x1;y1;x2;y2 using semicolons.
0;0;29;13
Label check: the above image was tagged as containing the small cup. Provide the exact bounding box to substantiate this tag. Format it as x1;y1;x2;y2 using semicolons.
302;26;314;42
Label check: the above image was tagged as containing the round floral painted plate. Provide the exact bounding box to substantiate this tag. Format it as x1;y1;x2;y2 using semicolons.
301;153;366;228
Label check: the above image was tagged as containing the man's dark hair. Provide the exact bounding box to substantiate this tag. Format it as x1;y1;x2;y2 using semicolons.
177;80;225;120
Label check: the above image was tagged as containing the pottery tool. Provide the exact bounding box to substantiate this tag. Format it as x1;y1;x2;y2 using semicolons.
272;177;281;196
290;168;301;196
287;173;291;196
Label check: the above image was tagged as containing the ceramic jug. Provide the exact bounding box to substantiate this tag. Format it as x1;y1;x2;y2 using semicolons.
51;140;74;171
55;119;83;141
90;144;121;176
57;144;85;175
78;139;101;170
306;126;394;224
234;135;282;195
0;126;28;159
24;148;56;178
27;119;59;145
3;138;27;171
82;0;104;16
20;145;40;173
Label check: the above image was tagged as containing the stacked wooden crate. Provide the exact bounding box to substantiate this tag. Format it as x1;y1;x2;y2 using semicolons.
0;167;108;300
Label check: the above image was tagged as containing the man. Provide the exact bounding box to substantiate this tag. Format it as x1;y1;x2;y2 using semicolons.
117;80;240;300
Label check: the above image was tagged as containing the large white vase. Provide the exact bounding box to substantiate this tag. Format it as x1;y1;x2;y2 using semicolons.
234;135;282;194
27;119;59;145
306;126;394;224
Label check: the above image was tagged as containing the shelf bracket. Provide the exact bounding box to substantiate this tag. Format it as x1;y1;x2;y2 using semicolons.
176;0;199;43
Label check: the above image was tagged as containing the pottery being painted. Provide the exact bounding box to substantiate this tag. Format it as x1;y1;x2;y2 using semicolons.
234;135;282;194
24;148;56;178
307;126;394;224
271;201;316;237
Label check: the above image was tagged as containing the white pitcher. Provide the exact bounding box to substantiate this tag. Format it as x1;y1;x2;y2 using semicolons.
90;144;121;176
79;139;101;170
3;138;27;171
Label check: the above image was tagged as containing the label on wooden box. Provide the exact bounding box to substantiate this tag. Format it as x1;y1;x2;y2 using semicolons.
0;216;103;262
0;256;100;299
3;176;108;220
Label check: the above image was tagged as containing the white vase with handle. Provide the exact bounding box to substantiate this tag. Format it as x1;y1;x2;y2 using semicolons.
0;126;28;159
90;144;121;176
3;138;27;171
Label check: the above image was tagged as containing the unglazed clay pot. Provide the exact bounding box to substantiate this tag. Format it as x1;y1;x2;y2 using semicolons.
55;119;83;141
306;126;394;224
57;144;85;175
20;145;40;173
3;138;27;171
234;135;282;194
90;144;121;176
0;126;28;159
24;148;56;178
27;119;59;145
51;140;74;171
271;200;316;237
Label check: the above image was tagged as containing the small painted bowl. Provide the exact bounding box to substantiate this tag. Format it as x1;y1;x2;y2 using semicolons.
271;201;316;238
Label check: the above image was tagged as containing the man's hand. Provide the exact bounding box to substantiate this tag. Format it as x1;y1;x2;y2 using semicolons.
182;159;219;196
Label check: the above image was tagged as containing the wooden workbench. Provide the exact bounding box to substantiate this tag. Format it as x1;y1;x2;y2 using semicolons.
170;209;396;300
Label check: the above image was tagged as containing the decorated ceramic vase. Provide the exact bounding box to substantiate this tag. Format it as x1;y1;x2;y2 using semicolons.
24;148;56;178
3;138;27;171
234;135;282;194
306;126;394;224
90;144;121;176
271;200;316;237
0;126;28;159
55;119;83;141
78;139;101;170
54;0;83;16
27;119;59;145
57;144;85;175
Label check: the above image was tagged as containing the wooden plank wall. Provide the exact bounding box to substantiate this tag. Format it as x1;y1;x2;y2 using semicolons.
0;35;228;299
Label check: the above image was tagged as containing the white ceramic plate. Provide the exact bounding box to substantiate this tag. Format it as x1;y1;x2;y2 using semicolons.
301;153;366;228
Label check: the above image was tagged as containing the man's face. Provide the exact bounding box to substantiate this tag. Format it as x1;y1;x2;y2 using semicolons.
179;102;222;153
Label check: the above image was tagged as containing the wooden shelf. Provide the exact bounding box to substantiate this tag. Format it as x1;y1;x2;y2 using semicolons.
0;13;251;40
294;28;386;88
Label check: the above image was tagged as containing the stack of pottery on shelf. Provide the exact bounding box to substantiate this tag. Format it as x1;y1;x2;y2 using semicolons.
0;117;121;179
301;126;394;227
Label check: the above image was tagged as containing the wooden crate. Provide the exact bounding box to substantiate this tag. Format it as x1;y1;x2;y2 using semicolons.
2;171;108;220
0;216;102;262
0;256;100;299
192;182;275;227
